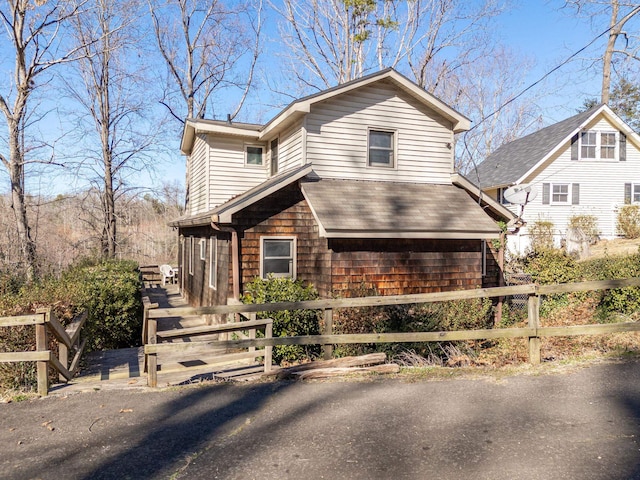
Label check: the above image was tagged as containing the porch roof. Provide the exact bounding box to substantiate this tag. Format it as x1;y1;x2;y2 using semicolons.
301;178;502;239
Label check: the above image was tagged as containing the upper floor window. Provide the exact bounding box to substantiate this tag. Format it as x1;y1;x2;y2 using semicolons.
368;129;395;167
576;131;618;161
245;145;264;166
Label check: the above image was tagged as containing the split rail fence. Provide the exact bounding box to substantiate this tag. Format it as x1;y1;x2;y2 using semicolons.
144;277;640;386
0;309;88;396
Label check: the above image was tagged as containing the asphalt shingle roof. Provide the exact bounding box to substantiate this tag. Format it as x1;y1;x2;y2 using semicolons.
301;178;500;237
473;105;603;189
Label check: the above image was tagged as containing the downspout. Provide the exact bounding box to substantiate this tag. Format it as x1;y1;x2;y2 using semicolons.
211;216;241;302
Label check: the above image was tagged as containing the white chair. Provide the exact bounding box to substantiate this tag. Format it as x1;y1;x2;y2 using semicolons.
159;264;175;286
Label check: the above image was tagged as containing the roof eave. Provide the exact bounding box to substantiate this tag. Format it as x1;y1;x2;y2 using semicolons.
451;173;516;221
320;230;500;239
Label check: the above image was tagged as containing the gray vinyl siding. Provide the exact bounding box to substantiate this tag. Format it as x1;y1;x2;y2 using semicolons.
305;80;454;183
205;134;268;210
188;134;209;215
506;116;640;244
277;122;304;172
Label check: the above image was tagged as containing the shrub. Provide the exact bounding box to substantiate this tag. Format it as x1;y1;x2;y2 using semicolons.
568;215;599;243
617;205;640;238
335;282;494;361
62;260;143;351
528;219;555;253
0;259;143;392
580;253;640;321
242;276;321;364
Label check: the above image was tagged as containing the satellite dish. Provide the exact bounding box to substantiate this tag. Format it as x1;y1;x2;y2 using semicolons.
503;183;538;205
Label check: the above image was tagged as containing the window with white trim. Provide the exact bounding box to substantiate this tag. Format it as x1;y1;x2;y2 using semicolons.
189;236;194;275
552;183;569;204
578;130;618;160
368;129;395;167
199;238;206;260
209;237;217;289
260;237;296;279
245;144;264;166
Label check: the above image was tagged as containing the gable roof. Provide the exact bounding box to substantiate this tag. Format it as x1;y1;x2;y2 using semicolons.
301;178;502;239
473;104;640;189
181;69;471;155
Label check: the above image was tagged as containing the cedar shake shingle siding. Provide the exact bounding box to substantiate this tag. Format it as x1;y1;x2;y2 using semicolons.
330;239;493;297
234;184;332;296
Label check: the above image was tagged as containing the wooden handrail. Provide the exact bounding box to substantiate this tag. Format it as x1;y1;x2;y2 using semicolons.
0;308;88;396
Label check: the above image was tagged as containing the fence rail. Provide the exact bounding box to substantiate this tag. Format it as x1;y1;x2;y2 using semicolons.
143;278;640;382
0;309;88;396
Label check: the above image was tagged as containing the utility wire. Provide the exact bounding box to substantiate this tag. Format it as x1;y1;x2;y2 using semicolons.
465;11;633;191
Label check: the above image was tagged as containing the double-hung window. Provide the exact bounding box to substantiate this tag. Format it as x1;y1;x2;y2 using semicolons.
552;184;569;204
576;130;618;161
368;129;395;167
542;182;580;205
260;237;296;279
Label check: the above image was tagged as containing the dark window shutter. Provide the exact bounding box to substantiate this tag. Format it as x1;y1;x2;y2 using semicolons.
625;183;632;204
620;132;627;161
572;183;580;205
571;133;579;160
542;183;550;204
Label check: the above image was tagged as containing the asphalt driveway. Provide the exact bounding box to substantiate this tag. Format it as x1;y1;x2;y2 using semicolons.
2;359;640;479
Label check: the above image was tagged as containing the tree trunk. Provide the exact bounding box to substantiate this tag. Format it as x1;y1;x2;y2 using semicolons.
7;117;37;280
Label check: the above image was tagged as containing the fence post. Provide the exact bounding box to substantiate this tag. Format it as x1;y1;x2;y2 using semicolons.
322;308;333;360
54;309;69;383
147;318;158;387
35;310;49;396
528;294;541;365
248;312;256;354
264;320;273;373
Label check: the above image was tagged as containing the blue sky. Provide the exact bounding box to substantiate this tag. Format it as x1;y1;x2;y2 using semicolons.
0;0;632;196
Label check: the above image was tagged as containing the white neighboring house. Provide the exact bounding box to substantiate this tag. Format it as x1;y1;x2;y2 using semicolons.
474;104;640;255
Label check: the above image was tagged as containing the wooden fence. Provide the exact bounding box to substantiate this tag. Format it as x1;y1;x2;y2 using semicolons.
0;309;88;396
142;295;273;387
144;278;640;384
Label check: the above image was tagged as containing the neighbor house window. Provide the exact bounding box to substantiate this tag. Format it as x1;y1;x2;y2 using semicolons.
552;183;569;204
260;237;296;279
542;182;579;205
368;129;395;167
577;131;618;160
199;238;206;261
481;240;487;277
245;145;264;166
497;187;511;205
209;237;217;289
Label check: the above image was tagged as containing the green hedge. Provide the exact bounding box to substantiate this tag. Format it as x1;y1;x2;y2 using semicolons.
242;276;321;364
0;259;143;392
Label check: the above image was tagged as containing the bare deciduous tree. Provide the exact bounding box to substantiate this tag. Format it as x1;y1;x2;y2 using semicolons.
564;0;640;103
64;0;158;258
274;0;506;93
148;0;263;122
0;0;86;279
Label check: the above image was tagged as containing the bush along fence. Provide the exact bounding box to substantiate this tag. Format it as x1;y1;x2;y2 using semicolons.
0;308;87;396
143;277;640;386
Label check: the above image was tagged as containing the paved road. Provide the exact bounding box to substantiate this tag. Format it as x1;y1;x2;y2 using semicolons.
2;359;640;480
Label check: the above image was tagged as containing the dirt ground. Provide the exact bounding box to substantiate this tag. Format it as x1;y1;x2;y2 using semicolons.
588;238;640;258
